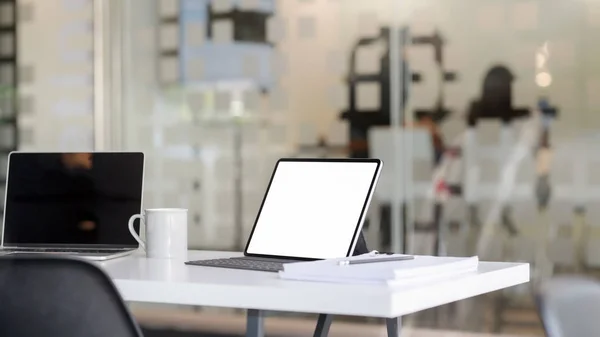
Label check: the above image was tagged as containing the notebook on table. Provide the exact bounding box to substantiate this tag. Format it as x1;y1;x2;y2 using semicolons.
279;255;480;286
186;158;383;272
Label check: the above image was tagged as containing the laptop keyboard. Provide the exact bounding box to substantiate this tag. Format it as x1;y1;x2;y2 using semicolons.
186;257;285;272
0;248;126;255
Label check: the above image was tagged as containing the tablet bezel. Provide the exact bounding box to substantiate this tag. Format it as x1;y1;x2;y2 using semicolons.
243;158;383;261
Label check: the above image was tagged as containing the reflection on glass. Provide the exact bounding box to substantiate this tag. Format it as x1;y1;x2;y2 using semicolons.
3;153;144;247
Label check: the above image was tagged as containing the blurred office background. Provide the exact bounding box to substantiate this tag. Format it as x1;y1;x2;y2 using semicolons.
6;0;600;335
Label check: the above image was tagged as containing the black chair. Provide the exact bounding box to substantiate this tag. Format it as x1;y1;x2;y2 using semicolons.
0;254;143;337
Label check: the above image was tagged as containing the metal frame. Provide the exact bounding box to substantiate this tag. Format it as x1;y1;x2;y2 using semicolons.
0;0;18;215
246;311;401;337
313;314;333;337
92;0;107;150
246;309;265;337
93;0;128;151
386;317;402;337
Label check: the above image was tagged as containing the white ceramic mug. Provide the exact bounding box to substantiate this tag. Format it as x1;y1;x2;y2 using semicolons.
128;208;188;259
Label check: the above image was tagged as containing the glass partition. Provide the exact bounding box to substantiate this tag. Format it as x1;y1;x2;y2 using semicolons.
112;0;600;334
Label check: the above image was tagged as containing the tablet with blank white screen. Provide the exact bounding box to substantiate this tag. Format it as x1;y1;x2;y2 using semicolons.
245;158;382;260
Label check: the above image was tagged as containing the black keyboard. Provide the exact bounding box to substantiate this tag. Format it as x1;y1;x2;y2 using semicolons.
185;257;286;272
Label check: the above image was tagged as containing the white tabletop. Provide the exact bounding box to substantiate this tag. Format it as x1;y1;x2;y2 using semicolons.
100;251;529;318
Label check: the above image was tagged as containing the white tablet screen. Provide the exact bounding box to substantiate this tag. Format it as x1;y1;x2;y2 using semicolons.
246;160;380;259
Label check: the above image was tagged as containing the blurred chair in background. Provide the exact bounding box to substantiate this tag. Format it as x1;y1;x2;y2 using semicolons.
0;255;143;337
536;276;600;337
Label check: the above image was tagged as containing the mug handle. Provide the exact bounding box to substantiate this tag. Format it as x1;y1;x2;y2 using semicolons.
128;214;145;250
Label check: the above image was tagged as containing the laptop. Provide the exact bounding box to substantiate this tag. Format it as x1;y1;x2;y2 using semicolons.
0;152;145;261
186;158;382;272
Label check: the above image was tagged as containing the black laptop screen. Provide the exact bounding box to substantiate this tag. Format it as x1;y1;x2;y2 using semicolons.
2;152;144;248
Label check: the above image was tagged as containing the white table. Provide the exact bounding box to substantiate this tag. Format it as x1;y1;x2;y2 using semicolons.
100;251;530;337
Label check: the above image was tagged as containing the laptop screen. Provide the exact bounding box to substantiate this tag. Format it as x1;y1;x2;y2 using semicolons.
245;159;381;260
2;152;144;248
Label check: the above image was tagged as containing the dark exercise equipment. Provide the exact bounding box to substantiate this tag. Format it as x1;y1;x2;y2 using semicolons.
413;30;457;165
467;66;530;126
466;66;529;237
535;97;558;211
340;27;402;159
412;30;457;129
465;67;559;237
341;28;457;160
340;27;457;254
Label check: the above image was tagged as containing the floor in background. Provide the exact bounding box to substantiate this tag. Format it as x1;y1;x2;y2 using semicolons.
142;327;536;337
143;328;237;337
134;308;541;337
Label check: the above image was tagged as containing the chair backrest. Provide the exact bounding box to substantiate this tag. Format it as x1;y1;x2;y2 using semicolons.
0;255;142;337
537;276;600;337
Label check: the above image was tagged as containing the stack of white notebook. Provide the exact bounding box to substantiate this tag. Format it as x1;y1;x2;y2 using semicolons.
279;254;479;286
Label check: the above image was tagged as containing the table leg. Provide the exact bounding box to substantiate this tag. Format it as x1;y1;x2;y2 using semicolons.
246;309;265;337
313;314;333;337
386;317;401;337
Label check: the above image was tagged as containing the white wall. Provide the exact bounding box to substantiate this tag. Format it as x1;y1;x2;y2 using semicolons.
17;0;95;151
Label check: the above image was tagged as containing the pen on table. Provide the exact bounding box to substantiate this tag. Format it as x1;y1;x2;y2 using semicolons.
338;255;414;266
